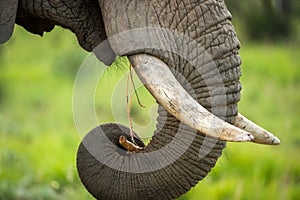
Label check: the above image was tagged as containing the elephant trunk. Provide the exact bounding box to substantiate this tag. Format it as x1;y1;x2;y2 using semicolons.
77;0;243;199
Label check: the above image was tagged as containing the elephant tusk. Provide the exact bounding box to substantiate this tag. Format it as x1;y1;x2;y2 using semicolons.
129;54;254;142
234;113;280;145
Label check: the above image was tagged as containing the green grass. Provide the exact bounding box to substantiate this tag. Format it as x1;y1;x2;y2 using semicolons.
1;26;299;199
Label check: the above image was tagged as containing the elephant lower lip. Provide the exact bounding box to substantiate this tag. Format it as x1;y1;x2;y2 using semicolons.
129;54;254;142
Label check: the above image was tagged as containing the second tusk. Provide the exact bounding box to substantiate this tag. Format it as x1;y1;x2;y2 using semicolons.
234;113;280;145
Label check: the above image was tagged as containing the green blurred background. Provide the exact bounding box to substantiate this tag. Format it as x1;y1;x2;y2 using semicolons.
0;0;300;199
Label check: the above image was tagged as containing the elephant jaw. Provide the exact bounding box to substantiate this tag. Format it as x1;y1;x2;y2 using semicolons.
129;54;280;145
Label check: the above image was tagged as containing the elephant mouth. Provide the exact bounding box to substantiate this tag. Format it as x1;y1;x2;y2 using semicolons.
129;54;280;146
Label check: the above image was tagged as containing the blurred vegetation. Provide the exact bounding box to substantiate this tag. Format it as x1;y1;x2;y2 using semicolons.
226;0;300;42
0;1;300;199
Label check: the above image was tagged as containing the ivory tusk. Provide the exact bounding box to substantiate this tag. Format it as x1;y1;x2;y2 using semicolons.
234;113;280;145
129;54;254;142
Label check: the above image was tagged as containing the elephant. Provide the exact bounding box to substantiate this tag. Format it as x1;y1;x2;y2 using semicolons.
0;0;280;199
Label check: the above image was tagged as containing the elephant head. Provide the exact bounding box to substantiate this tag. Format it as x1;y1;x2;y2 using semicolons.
0;0;280;199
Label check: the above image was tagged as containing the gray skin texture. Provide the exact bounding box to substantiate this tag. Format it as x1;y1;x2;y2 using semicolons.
0;0;241;199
